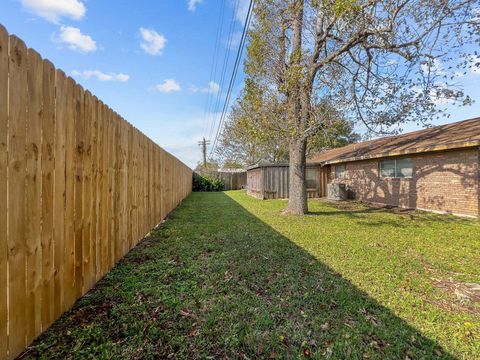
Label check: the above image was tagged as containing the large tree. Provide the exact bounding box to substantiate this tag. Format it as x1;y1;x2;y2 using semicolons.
244;0;480;214
215;99;289;166
216;89;359;166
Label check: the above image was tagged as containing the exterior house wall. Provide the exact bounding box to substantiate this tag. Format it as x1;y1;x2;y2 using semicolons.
329;148;479;217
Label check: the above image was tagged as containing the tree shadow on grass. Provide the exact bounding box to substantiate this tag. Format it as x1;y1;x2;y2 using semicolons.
307;199;476;228
21;192;455;359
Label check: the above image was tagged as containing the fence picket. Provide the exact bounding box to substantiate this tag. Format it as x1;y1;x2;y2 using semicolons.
41;59;55;330
53;69;67;321
25;48;43;344
83;91;93;292
0;24;8;360
64;77;76;311
7;35;28;358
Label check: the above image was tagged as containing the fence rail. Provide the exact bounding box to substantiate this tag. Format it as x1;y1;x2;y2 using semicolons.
0;25;192;360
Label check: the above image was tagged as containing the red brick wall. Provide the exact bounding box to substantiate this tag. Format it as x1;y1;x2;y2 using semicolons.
329;148;479;217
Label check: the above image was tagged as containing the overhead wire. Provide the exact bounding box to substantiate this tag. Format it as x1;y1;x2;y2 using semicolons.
207;0;241;142
201;1;227;139
209;0;255;157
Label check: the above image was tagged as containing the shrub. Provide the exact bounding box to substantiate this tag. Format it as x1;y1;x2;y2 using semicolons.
193;173;225;192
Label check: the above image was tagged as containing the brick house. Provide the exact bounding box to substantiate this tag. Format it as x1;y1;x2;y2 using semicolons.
309;117;480;218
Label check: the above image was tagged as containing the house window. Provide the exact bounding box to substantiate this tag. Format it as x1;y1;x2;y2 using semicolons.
306;168;317;189
380;160;396;178
380;158;413;178
335;164;345;179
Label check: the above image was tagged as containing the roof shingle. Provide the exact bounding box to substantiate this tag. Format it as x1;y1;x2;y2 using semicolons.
308;117;480;165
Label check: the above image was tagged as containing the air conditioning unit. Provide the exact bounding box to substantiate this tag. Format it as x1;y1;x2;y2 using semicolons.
327;183;347;200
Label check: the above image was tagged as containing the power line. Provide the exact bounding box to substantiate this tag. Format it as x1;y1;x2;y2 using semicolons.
207;1;239;140
207;0;240;142
201;1;227;139
210;0;255;157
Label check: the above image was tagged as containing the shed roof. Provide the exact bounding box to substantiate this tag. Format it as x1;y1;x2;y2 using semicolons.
247;162;321;170
308;117;480;165
247;162;290;171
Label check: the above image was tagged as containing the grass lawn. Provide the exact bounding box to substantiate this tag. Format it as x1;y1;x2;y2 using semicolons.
23;191;479;359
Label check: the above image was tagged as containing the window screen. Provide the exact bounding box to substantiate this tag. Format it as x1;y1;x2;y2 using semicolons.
380;158;413;178
306;168;317;189
380;160;396;178
335;164;345;179
396;158;413;178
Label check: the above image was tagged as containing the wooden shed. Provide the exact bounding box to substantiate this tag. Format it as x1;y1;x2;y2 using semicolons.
246;163;329;199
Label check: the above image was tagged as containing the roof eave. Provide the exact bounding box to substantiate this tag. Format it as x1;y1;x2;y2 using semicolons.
315;140;480;165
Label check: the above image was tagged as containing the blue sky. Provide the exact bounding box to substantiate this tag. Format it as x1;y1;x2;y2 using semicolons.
1;0;480;168
1;0;250;167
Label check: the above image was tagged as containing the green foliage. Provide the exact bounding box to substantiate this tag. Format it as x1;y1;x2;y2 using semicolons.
24;191;480;359
192;173;225;192
329;0;361;17
215;79;359;166
307;101;360;155
194;160;219;173
214;80;289;166
222;160;244;169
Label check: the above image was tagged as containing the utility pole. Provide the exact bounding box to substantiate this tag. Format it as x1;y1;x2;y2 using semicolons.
198;138;210;167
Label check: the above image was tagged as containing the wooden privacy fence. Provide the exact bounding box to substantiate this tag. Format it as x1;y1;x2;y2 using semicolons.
198;170;247;190
0;25;192;359
216;171;246;190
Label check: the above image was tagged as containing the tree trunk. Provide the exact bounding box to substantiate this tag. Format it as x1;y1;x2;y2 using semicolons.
285;138;307;215
283;0;307;215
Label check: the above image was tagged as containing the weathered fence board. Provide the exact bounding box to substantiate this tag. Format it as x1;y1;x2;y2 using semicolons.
0;26;192;360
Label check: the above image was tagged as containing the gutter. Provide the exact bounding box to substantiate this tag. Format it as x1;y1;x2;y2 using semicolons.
314;140;480;166
246;162;290;171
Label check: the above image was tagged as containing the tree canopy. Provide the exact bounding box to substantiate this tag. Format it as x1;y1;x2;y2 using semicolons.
239;0;480;214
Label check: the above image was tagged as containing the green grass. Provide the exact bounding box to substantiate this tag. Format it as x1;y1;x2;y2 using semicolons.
23;191;480;359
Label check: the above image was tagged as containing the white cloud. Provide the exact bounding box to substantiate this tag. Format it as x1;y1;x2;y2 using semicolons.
188;0;203;12
190;81;220;94
412;83;457;106
21;0;86;23
72;70;130;82
224;31;242;50
420;58;445;76
467;55;480;75
140;28;167;55
153;79;181;93
235;0;250;23
471;8;480;22
385;59;398;66
58;26;96;53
